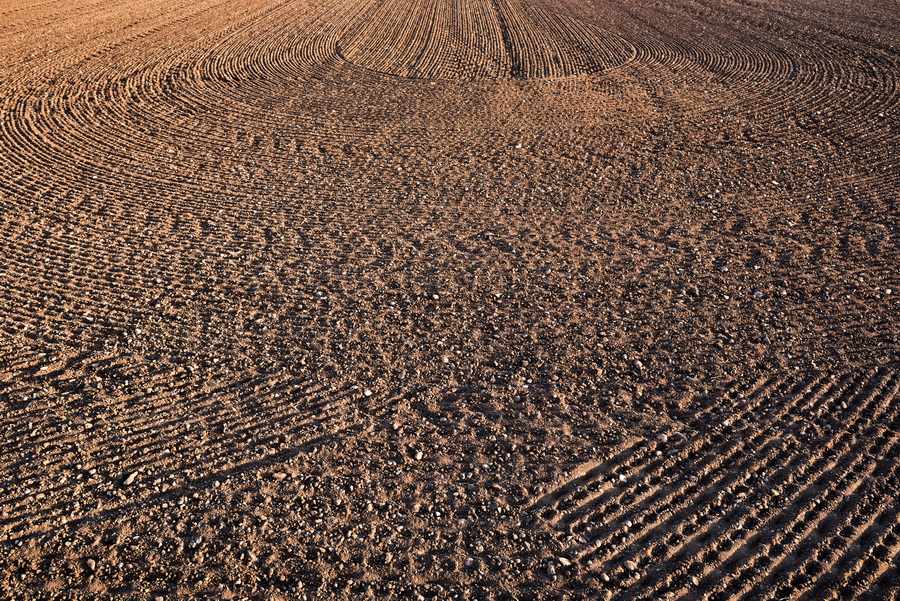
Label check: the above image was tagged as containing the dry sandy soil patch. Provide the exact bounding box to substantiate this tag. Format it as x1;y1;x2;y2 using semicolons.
0;0;898;598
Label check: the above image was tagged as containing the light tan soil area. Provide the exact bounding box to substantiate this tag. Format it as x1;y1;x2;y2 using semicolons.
1;0;899;598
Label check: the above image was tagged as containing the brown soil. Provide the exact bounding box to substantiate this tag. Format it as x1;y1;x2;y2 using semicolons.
1;0;898;599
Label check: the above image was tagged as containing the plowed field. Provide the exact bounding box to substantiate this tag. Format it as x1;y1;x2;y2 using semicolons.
1;0;898;598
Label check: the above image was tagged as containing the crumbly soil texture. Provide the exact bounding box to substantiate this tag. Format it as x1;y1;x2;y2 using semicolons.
1;0;898;599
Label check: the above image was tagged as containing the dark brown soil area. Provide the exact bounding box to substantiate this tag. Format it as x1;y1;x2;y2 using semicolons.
1;0;898;598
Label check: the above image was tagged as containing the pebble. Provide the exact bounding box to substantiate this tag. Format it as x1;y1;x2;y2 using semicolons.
273;472;289;481
364;389;373;397
558;557;572;567
414;450;423;461
85;558;96;572
122;472;137;486
618;474;627;483
625;560;638;572
691;575;700;586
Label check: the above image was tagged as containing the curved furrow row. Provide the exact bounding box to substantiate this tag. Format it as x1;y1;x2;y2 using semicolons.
0;348;399;542
529;367;899;600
